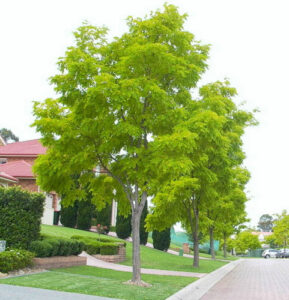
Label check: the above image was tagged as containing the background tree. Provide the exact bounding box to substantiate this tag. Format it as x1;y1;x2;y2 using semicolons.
77;199;94;230
140;200;148;245
257;214;273;232
116;212;132;239
234;231;261;253
152;228;171;251
32;5;209;284
273;213;289;249
0;128;19;143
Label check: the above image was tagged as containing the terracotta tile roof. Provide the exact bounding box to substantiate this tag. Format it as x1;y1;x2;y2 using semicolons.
0;160;34;178
0;171;18;182
0;139;46;156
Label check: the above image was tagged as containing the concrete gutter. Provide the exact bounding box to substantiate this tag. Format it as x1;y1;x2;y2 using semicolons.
166;259;243;300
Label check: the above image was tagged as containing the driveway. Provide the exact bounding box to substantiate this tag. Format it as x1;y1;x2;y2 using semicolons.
201;258;289;300
0;284;117;300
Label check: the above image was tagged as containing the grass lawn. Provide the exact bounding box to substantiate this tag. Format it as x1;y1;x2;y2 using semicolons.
199;252;239;261
42;225;228;273
0;266;197;300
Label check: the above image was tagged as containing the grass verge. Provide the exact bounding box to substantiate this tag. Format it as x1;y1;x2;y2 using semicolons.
0;266;197;300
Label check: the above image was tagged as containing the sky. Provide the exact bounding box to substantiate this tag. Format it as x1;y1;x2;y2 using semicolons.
1;0;289;227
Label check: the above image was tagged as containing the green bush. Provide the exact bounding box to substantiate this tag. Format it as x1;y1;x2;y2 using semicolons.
100;243;119;255
77;200;93;230
116;213;132;239
93;203;112;234
29;237;84;257
60;202;78;228
0;187;45;249
152;228;171;251
29;241;53;257
71;235;112;243
0;249;34;273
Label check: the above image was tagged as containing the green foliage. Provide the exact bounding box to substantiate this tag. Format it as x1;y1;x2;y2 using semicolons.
29;237;84;257
93;203;112;234
116;212;132;239
257;214;273;232
234;232;261;252
0;187;45;249
140;201;148;245
0;128;19;143
60;203;78;228
264;234;280;248
0;249;34;273
152;228;171;251
77;200;93;230
100;244;119;255
273;212;289;247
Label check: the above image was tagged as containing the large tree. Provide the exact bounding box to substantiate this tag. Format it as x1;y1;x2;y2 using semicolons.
32;5;208;284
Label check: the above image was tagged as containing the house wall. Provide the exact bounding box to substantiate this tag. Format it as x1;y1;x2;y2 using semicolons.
18;179;38;192
5;157;36;165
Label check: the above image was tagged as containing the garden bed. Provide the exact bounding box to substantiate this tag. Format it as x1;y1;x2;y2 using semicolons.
92;243;126;263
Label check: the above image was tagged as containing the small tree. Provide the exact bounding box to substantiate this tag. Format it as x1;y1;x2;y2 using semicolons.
116;212;132;239
152;228;171;251
94;203;112;234
273;213;289;249
140;200;148;245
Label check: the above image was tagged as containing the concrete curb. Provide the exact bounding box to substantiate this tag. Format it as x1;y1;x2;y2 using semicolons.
166;259;243;300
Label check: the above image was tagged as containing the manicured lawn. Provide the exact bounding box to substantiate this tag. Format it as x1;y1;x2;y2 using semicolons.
199;252;239;261
42;225;228;273
0;266;197;300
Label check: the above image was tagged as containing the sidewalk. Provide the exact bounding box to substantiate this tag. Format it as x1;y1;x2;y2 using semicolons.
80;252;206;278
0;284;117;300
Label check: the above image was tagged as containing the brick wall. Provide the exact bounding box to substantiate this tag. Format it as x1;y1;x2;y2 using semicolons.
18;179;38;192
33;256;87;269
93;244;126;263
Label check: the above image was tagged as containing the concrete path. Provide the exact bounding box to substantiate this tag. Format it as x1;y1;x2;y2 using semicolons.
0;284;117;300
80;252;206;278
202;258;289;300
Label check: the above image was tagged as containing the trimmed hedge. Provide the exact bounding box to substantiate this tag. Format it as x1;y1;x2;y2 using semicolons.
116;213;132;239
0;187;45;249
29;237;84;257
0;249;34;273
71;235;122;255
60;203;78;228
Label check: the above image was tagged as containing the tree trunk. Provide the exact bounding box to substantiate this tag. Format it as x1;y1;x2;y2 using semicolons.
131;209;142;283
209;227;215;260
223;233;227;258
193;207;199;268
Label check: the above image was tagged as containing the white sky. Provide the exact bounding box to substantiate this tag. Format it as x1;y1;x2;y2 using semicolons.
1;0;288;227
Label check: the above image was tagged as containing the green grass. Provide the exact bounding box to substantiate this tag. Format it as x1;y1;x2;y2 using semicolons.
0;266;197;300
42;225;228;273
199;252;239;261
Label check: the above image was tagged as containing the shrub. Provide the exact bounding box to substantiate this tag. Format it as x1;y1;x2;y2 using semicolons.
71;235;112;243
29;241;53;257
0;187;45;249
140;201;148;245
152;228;171;251
29;237;84;257
60;203;78;228
100;243;119;255
116;213;132;239
77;200;94;230
0;249;34;273
94;203;112;234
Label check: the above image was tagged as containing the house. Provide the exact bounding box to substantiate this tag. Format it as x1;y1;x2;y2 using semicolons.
0;138;60;225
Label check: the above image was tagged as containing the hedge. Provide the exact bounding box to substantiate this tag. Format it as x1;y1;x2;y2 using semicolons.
116;213;132;239
0;249;34;273
29;237;84;257
71;235;122;255
0;187;45;249
152;228;171;251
